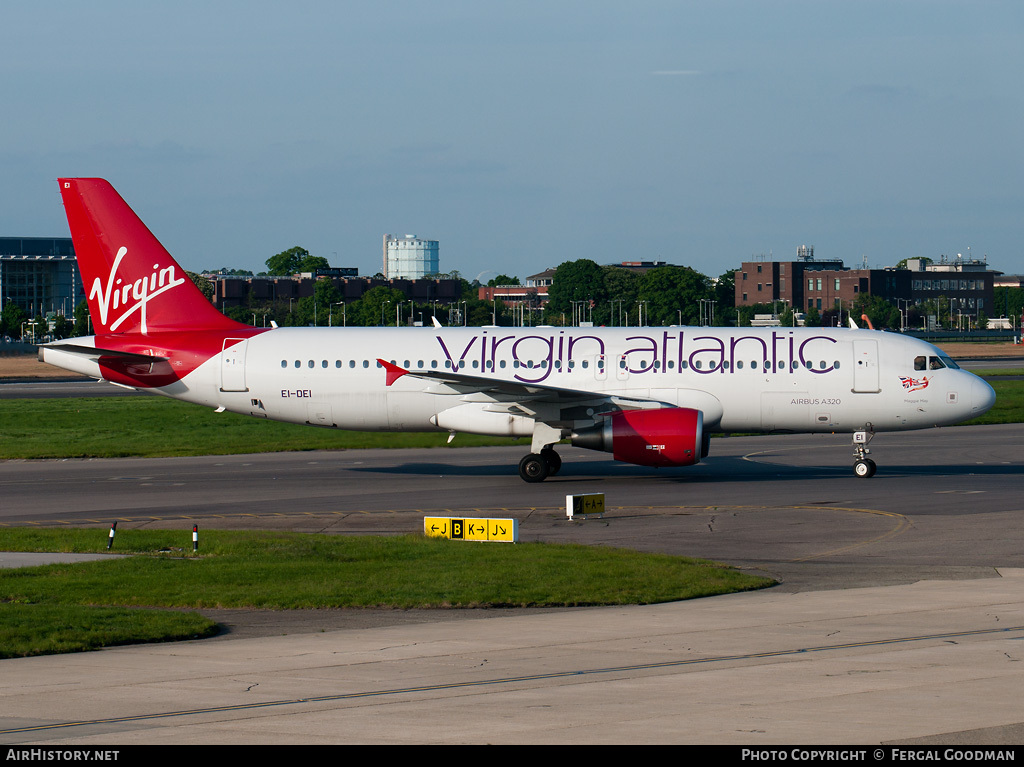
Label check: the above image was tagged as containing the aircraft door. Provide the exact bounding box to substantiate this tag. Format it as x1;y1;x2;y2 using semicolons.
220;338;248;392
852;340;880;393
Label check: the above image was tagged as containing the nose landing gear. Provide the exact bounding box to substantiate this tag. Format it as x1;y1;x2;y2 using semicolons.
852;426;876;478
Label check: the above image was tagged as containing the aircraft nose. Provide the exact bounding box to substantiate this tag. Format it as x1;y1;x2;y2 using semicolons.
971;376;996;416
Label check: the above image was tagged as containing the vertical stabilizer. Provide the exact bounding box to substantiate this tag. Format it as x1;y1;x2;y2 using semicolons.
58;178;246;335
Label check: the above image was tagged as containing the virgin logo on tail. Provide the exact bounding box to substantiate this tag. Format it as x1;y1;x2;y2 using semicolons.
89;246;186;334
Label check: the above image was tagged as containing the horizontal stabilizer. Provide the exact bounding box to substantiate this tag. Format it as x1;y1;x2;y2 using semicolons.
41;342;169;363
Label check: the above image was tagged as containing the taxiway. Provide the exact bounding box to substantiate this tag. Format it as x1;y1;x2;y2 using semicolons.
1;425;1022;744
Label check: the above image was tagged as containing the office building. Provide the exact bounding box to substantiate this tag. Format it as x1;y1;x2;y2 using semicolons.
0;237;82;318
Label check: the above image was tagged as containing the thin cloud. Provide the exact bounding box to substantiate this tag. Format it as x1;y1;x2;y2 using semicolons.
651;70;702;76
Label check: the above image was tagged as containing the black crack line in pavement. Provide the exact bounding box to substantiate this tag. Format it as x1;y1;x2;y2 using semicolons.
3;624;1021;736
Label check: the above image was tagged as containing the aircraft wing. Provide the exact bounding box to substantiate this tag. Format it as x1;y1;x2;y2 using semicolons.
376;358;666;416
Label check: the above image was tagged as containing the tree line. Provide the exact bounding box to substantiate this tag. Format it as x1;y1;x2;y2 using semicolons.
6;247;1021;339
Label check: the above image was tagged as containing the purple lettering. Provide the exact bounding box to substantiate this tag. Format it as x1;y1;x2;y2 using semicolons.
729;334;768;371
798;334;838;374
490;334;515;371
690;335;726;374
435;336;477;370
624;335;658;374
566;334;605;363
511;335;555;383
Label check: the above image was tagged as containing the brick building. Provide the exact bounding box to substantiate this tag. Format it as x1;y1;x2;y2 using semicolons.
735;247;995;320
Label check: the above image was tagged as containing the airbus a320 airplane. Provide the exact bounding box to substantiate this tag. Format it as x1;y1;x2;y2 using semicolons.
41;178;996;482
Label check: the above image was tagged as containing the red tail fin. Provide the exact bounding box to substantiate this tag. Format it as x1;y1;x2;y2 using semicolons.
58;178;246;335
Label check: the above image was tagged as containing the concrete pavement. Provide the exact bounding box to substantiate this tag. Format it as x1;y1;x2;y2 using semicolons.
2;570;1023;744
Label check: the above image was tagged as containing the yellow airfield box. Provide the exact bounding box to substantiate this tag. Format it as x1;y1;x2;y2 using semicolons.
424;517;518;543
566;493;605;519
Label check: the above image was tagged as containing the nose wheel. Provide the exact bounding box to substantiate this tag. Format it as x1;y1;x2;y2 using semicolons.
852;426;876;478
853;458;876;478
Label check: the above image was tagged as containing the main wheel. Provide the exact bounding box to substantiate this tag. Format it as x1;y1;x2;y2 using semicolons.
541;448;562;476
853;459;876;478
519;453;549;483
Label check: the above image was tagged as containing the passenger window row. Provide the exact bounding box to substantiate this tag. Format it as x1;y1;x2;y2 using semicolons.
278;358;841;372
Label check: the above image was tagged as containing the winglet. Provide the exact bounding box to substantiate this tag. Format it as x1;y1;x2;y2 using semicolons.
378;359;408;387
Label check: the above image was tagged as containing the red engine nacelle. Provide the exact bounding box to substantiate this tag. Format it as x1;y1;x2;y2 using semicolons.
571;408;704;468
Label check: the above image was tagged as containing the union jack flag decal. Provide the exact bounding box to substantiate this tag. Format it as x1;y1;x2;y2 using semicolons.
899;375;930;393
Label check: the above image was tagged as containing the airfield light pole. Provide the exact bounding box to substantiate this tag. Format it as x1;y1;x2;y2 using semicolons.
698;299;717;327
896;299;909;332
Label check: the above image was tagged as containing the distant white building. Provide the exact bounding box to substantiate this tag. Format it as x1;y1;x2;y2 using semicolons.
383;234;439;280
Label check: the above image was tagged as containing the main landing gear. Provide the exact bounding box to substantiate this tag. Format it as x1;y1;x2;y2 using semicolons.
518;448;562;483
852;426;876;478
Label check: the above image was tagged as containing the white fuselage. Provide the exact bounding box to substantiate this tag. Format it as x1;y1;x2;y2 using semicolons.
45;325;992;438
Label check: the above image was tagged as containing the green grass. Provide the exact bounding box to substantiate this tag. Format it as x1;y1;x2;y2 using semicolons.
1;376;1021;460
0;529;773;658
0;396;518;459
0;605;217;658
968;368;1024;377
963;379;1024;425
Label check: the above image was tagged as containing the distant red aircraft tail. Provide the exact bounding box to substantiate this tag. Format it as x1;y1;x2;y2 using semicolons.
58;178;246;335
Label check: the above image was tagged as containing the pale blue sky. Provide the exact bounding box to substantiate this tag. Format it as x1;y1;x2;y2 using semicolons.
3;1;1022;280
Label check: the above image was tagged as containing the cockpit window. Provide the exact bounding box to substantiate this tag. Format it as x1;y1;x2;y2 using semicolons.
914;356;926;371
929;356;945;370
939;355;959;370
